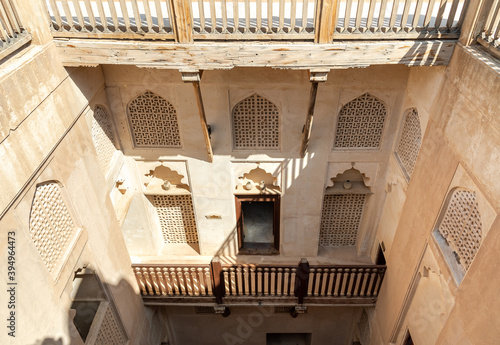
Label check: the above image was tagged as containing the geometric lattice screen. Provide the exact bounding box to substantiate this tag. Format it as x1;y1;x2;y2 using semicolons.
396;108;422;180
334;93;386;149
128;91;181;147
437;188;482;272
319;194;366;246
92;106;116;173
153;195;199;244
29;182;78;274
233;94;280;150
95;305;128;345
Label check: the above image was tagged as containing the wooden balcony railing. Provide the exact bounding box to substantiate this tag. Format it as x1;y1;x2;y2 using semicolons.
0;0;31;60
477;0;499;52
133;259;387;305
45;0;466;42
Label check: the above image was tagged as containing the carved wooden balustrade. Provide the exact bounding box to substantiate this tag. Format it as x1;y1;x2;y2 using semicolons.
0;0;31;59
133;259;387;305
44;0;466;42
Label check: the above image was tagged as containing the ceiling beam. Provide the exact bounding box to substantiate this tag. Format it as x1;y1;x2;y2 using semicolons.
54;40;457;69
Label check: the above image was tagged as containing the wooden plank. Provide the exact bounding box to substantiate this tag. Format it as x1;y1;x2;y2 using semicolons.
268;0;273;31
108;0;120;31
423;0;436;29
400;0;412;30
192;81;214;162
290;0;297;31
72;0;86;29
49;0;63;29
446;0;461;29
299;81;319;158
221;0;228;32
315;0;339;43
389;0;400;31
434;0;448;29
51;30;176;39
367;0;377;29
279;0;285;32
257;0;262;30
302;0;309;32
95;0;109;30
171;0;194;42
54;39;457;68
245;0;251;32
60;0;74;28
355;0;364;30
234;0;239;32
82;0;96;29
130;0;143;31
2;0;20;32
209;0;217;32
143;0;154;32
198;0;206;32
344;0;352;31
411;0;424;30
377;0;388;30
154;0;164;31
0;2;13;36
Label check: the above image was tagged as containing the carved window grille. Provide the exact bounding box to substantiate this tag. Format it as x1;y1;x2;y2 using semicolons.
29;182;77;274
396;108;422;180
153;195;199;244
358;310;370;345
92;106;116;173
233;94;280;149
334;93;386;149
95;305;128;345
128;91;181;147
437;189;482;272
319;194;366;246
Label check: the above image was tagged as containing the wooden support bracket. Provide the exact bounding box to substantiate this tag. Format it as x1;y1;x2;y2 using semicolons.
182;70;213;162
299;70;329;158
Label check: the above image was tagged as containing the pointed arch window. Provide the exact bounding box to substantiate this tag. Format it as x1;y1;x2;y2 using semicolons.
232;94;280;150
127;91;181;148
395;108;422;180
334;93;386;149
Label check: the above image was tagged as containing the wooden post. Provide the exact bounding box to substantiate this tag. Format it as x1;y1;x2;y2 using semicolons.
299;70;328;158
296;258;310;304
314;0;339;43
170;0;194;43
182;70;214;162
211;258;223;304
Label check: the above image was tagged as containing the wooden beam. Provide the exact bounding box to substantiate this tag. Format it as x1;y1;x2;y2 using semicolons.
55;40;457;69
299;70;328;158
182;71;214;162
315;0;339;43
170;0;194;43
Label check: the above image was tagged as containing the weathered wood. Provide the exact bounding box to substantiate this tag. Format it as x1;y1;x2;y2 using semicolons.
296;258;310;304
55;39;457;69
299;80;319;158
192;81;214;162
170;0;194;42
315;0;339;42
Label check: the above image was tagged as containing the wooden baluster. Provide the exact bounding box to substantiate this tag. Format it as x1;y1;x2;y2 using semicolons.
290;268;297;296
367;0;377;30
170;268;179;295
250;267;256;295
183;268;193;296
340;269;349;296
198;0;206;32
283;268;290;295
209;0;217;32
191;268;200;296
377;0;388;32
82;0;96;31
205;267;214;296
355;0;364;31
60;0;74;29
230;267;237;295
334;269;342;296
244;267;250;295
142;268;154;295
71;0;86;30
155;268;166;295
245;0;251;32
290;0;297;32
142;0;154;32
236;267;243;295
163;268;173;295
277;268;283;296
278;0;285;32
153;0;164;32
423;0;436;30
0;3;14;37
107;0;120;31
344;0;353;31
327;269;335;296
434;0;448;30
223;268;231;295
264;268;270;295
95;0;109;31
346;269;356;297
484;1;500;37
373;270;383;296
320;269;329;296
197;268;206;295
301;0;308;32
49;0;64;30
221;0;228;32
134;268;147;295
313;268;322;296
257;268;263;295
446;0;461;30
353;270;363;297
366;270;377;296
177;268;187;295
130;0;143;31
411;0;424;31
389;0;400;32
267;0;273;32
165;0;175;29
233;0;239;32
400;0;412;30
256;0;262;31
455;0;470;30
269;268;276;295
307;268;314;296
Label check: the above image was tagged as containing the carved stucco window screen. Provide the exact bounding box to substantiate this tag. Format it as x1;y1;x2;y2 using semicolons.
319;168;371;246
232;94;280;150
395;108;422;181
434;188;483;282
29;181;79;277
334;93;387;150
91;106;117;173
127;91;181;148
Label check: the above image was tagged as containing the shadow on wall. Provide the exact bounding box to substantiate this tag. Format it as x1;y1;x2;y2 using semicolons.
29;274;165;345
